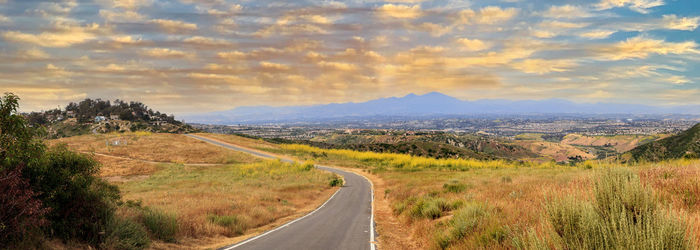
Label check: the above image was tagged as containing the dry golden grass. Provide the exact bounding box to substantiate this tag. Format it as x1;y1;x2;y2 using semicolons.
117;161;337;248
46;133;337;248
193;133;280;151
48;132;257;164
515;140;595;162
264;141;700;249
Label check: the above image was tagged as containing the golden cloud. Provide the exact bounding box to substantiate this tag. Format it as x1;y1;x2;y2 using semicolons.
456;6;518;25
541;5;590;19
376;4;422;19
595;0;664;13
596;36;698;60
150;19;197;33
144;48;188;58
661;15;699;31
512;59;577;74
2;23;101;47
579;30;616;39
455;38;491;51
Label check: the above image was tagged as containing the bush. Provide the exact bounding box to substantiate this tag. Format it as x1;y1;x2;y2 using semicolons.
27;147;121;245
1;93;121;247
541;168;694;249
141;209;179;243
408;197;453;219
0;165;48;246
329;175;344;187
443;180;467;193
433;202;492;249
208;214;248;236
103;217;150;250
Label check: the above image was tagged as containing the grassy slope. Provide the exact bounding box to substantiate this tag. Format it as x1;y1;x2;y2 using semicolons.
48;133;337;248
205;133;700;249
626;123;700;162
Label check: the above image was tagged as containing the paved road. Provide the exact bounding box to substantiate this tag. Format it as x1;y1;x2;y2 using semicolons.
184;134;376;250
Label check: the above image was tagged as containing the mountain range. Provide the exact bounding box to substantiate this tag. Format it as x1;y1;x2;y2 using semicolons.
183;92;700;124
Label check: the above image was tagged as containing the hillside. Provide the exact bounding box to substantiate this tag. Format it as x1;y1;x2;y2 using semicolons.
562;134;666;153
625;123;700;162
24;98;196;138
265;131;538;161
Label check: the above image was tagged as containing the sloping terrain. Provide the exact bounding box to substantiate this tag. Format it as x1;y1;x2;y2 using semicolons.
625;123;700;162
562;133;666;153
291;132;537;160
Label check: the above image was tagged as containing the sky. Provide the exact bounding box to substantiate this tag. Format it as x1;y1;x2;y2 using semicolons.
0;0;699;114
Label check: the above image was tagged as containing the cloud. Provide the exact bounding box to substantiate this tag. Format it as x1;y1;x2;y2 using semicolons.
259;61;291;71
99;9;144;22
376;4;422;19
456;6;518;25
595;0;664;13
664;75;690;85
318;61;358;71
532;21;589;38
0;14;10;23
183;36;233;46
512;59;577;74
579;30;616;39
661;15;699;31
455;38;491;51
2;23;101;47
17;48;50;60
150;19;197;33
596;36;698;60
144;48;188;58
541;5;590;19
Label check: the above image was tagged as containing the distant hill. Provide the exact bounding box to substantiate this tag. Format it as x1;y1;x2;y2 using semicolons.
625;123;700;162
257;131;538;161
183;92;700;124
24;98;196;138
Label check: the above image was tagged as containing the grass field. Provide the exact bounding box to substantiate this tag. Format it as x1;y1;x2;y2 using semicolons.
54;132;700;249
48;132;257;165
48;133;338;248
201;133;699;249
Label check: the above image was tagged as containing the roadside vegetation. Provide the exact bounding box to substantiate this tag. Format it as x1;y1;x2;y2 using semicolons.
203;133;700;249
1;94;338;249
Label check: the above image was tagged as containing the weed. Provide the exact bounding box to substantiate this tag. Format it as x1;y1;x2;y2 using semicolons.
207;214;248;236
141;209;179;243
443;180;468;193
103;217;150;250
541;168;694;249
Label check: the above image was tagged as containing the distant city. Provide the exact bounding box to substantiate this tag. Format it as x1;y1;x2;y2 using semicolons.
193;114;700;140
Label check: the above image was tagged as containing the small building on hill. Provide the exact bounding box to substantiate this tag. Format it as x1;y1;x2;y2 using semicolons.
95;116;106;122
110;114;120;120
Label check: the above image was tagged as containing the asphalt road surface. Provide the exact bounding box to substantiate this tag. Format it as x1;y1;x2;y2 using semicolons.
184;134;376;250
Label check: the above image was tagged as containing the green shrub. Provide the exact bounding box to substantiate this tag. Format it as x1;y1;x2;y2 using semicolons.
103;217;150;250
208;214;248;236
540;168;694;249
329;175;344;187
443;180;467;193
501;176;512;183
141;209;179;243
433;202;492;249
409;197;452;219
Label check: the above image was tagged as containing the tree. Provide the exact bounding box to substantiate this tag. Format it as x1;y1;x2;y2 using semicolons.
0;93;48;246
0;93;121;247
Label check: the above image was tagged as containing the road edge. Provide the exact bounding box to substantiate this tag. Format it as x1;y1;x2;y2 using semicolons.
184;134;376;250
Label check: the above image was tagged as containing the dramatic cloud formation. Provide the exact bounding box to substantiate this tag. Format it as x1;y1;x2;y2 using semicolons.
0;0;698;113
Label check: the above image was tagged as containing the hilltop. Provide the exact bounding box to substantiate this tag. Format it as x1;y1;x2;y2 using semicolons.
25;98;196;138
625;123;700;162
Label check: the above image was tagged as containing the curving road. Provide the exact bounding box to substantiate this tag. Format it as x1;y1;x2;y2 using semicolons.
184;134;376;250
